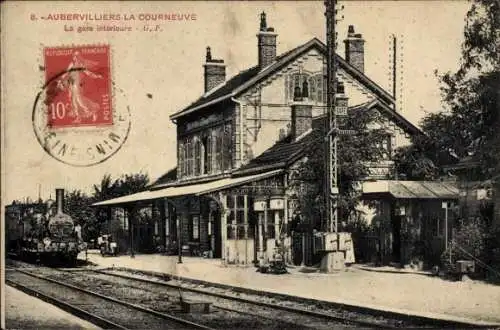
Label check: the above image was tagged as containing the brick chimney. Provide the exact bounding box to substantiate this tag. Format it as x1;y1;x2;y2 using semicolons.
257;12;277;70
290;80;313;140
343;25;365;73
203;47;226;93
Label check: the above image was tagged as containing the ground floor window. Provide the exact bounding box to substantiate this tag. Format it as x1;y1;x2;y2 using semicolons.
226;194;253;240
190;215;200;241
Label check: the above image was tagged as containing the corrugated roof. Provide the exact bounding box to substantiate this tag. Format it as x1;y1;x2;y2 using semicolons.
362;180;459;199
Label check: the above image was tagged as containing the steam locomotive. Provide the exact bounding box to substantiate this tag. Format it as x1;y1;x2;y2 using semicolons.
5;188;85;264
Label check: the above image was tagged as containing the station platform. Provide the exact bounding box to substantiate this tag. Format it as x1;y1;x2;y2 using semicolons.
82;251;500;326
5;284;100;329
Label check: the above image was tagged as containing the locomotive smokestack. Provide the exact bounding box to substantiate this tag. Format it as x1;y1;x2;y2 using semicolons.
55;189;64;214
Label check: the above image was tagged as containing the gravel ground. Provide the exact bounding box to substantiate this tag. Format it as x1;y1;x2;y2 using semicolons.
84;253;500;324
42;270;342;329
6;269;197;330
4;285;100;330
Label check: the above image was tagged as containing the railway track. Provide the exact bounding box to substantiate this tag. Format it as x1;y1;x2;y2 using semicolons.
5;267;212;330
6;260;496;329
7;263;347;329
95;267;497;329
94;268;396;329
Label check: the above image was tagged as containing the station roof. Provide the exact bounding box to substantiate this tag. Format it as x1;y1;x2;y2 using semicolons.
362;180;459;200
92;169;283;207
170;38;396;120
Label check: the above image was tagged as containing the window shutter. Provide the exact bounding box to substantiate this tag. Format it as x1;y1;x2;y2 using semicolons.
194;137;201;176
178;141;184;178
206;134;212;174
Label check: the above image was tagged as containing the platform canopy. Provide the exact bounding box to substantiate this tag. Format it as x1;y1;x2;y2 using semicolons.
92;169;284;207
362;180;459;200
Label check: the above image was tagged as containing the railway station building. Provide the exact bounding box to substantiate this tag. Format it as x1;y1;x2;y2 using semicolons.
94;13;458;268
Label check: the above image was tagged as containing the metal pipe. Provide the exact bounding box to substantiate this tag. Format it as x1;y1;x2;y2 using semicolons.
177;213;182;263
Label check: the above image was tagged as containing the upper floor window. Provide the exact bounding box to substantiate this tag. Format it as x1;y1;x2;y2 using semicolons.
377;134;393;160
178;121;232;179
286;72;326;104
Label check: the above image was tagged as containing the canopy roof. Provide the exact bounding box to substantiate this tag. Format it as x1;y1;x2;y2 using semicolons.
362;180;459;200
93;169;283;207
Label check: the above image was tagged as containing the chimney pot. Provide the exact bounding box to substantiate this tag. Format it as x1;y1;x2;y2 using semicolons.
206;46;212;62
260;11;267;31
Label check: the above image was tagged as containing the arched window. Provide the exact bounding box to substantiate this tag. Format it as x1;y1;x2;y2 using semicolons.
286;72;326;103
287;72;310;101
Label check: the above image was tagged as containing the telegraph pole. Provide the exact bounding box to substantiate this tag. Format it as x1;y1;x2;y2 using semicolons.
325;0;338;234
321;0;349;272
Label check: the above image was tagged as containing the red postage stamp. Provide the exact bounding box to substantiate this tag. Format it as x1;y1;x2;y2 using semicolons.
33;44;131;167
44;45;112;128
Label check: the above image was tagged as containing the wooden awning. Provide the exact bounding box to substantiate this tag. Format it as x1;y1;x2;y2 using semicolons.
92;169;284;207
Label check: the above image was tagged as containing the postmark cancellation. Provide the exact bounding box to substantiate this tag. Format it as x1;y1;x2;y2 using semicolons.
32;44;131;167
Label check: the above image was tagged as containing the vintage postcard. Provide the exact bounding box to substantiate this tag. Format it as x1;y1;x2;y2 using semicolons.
2;1;500;329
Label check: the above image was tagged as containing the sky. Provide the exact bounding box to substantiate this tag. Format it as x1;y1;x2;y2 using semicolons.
1;1;471;203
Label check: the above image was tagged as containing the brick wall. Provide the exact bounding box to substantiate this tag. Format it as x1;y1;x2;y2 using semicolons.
344;38;365;73
291;103;312;138
258;32;277;69
204;63;226;92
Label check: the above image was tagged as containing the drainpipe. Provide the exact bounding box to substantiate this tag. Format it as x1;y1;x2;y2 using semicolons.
231;97;245;167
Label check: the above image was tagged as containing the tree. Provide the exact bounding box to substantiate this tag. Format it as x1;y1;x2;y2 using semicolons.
393;1;499;181
393;133;444;181
92;172;150;235
289;106;389;231
434;0;499;176
64;190;98;241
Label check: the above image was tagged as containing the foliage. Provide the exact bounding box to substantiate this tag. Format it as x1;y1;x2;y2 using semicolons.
93;172;150;229
434;0;499;175
485;223;500;281
441;217;488;274
394;1;499;180
392;134;440;180
289;106;389;230
64;190;98;241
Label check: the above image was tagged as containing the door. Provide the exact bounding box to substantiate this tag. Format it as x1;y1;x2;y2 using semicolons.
213;210;222;258
391;214;402;263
